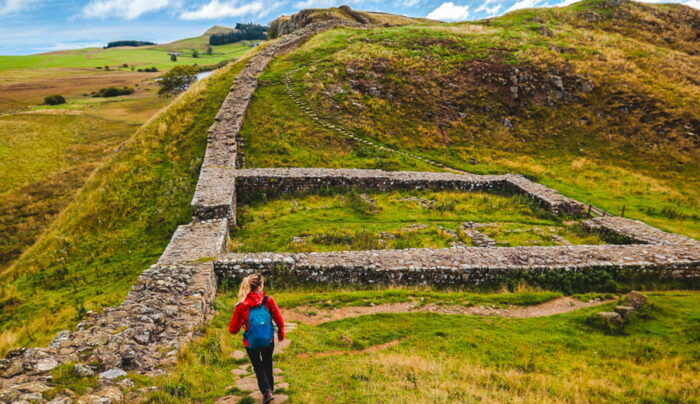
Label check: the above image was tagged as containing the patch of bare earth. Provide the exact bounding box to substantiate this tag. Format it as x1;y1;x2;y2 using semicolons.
297;339;404;359
282;296;610;325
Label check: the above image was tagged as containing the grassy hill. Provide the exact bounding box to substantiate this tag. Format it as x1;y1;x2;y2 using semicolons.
242;0;699;239
0;48;257;354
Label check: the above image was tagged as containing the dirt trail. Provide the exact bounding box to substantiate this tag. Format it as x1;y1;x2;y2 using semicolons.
282;296;611;325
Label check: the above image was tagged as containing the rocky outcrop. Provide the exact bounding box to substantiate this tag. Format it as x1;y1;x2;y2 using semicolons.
269;6;368;39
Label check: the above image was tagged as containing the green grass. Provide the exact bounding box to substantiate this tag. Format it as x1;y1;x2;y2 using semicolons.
141;289;700;403
232;190;605;252
239;4;699;239
0;49;256;355
0;41;253;72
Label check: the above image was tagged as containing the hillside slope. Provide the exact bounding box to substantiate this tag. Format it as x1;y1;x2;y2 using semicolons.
243;0;699;238
0;51;254;354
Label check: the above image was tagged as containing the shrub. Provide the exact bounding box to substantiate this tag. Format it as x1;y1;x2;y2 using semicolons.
43;95;66;105
138;67;158;73
93;87;134;98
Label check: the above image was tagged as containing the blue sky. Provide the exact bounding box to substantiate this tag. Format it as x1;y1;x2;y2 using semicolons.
0;0;697;55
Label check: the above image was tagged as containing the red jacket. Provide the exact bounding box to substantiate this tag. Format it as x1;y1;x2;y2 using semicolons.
229;292;285;347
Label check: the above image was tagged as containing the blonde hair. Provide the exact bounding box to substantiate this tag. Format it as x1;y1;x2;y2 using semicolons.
237;274;264;304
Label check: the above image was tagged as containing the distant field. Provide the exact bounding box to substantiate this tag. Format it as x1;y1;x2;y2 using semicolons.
0;36;256;272
0;84;169;271
0;40;254;72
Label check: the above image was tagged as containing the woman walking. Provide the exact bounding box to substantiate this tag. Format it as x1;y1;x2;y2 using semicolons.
229;274;285;403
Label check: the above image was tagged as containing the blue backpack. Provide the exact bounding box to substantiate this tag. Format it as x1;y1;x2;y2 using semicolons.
245;296;275;349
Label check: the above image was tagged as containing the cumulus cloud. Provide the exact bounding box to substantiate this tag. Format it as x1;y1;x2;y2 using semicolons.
0;0;41;16
180;0;264;20
82;0;174;20
681;0;700;8
506;0;543;12
426;2;469;21
475;0;502;16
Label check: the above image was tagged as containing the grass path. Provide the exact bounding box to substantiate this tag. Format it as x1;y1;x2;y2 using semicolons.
282;296;613;325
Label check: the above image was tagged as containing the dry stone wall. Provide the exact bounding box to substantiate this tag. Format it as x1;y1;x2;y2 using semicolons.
582;216;699;246
214;244;700;286
234;168;587;216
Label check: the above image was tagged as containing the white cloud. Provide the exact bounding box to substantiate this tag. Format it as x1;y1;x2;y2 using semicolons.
506;0;543;12
0;0;41;16
553;0;580;6
426;2;470;21
682;0;700;8
180;0;264;20
82;0;175;20
476;0;502;16
399;0;422;7
294;0;338;8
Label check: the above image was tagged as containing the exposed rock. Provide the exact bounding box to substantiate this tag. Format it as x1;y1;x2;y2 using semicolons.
235;376;259;392
36;358;59;372
71;364;93;379
19;392;43;402
232;350;246;361
623;291;647;309
595;311;623;325
216;395;241;404
98;369;126;381
614;305;635;318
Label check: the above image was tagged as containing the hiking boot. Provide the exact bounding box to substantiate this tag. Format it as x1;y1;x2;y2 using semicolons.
263;391;275;403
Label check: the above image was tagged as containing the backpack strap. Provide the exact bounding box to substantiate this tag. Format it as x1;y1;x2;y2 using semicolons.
261;296;269;307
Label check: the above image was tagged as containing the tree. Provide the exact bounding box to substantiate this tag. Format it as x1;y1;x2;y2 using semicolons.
158;65;198;97
170;54;177;62
192;49;199;58
206;46;213;55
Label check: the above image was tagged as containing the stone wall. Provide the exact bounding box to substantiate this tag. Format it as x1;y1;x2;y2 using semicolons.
215;244;700;287
233;168;587;216
1;219;230;394
190;21;361;225
582;216;699;246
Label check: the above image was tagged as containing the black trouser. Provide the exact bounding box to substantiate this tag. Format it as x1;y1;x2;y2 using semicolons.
246;342;275;394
